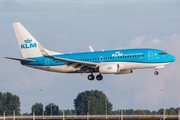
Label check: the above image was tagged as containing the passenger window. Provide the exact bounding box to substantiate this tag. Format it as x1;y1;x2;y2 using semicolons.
110;57;112;59
108;57;109;59
85;59;86;61
123;56;124;58
98;58;99;60
92;58;94;60
135;55;136;57
90;59;91;60
95;58;96;60
137;55;139;57
125;56;126;58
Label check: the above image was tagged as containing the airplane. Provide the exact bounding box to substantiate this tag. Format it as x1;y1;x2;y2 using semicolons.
5;22;176;81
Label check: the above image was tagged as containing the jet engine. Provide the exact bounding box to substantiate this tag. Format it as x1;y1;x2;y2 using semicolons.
115;69;134;74
99;63;120;74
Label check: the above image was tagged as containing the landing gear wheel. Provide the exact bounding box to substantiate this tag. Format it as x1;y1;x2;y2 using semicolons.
154;71;159;75
96;74;103;81
88;74;95;80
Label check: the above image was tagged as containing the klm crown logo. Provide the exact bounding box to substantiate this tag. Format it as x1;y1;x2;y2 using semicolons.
24;38;32;43
21;38;37;49
107;66;112;70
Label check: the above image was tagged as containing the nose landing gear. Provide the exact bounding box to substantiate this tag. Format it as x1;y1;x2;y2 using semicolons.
154;71;159;75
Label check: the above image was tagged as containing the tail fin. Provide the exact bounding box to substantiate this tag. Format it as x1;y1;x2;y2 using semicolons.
13;22;61;58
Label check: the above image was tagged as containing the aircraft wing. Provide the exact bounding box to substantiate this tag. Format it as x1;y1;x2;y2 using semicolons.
38;44;99;70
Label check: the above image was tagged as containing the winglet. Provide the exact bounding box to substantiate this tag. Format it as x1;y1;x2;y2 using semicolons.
89;46;94;52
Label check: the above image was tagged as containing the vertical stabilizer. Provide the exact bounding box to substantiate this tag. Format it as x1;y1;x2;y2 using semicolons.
13;22;42;58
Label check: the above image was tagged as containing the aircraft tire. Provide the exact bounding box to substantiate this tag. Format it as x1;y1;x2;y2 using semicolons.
88;74;95;80
96;74;103;81
154;71;159;75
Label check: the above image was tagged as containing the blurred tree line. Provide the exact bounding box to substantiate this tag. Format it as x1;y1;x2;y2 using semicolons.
110;108;180;115
0;92;21;116
26;103;76;116
23;103;180;115
74;90;112;115
1;91;180;116
27;90;112;116
24;103;180;116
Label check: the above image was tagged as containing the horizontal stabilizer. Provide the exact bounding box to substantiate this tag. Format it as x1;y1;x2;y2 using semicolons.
4;57;35;62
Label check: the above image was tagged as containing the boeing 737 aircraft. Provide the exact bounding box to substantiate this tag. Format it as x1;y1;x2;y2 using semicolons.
5;22;176;81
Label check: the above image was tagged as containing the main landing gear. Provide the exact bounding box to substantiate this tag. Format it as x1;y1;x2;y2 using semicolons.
154;71;159;75
96;74;103;81
88;74;103;81
88;74;95;80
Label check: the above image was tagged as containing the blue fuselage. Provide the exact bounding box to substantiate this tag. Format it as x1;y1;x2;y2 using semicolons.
21;48;176;66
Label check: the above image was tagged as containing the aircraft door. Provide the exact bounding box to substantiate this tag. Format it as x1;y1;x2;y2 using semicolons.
99;56;104;62
148;51;153;60
45;59;50;68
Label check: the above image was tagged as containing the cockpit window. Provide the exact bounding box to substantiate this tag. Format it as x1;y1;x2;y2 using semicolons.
158;52;167;55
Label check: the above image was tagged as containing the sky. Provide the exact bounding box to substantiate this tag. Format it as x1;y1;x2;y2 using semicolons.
0;0;180;114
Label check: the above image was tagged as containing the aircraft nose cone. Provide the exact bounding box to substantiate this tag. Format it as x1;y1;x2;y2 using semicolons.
173;56;176;61
171;55;176;62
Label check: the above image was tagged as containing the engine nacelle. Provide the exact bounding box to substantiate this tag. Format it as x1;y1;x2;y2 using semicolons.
99;63;120;74
115;69;134;74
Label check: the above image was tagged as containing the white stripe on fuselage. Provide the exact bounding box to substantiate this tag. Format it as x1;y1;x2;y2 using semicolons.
23;62;170;74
